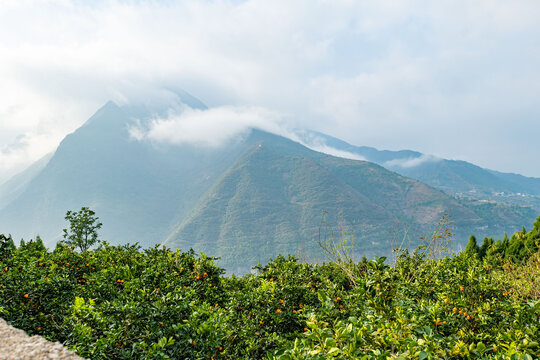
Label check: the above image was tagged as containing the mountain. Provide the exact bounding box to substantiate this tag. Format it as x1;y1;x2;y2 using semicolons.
163;130;537;271
0;95;537;272
0;100;246;245
0;152;53;211
297;130;540;211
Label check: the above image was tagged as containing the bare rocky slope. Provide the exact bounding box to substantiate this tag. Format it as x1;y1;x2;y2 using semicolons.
0;318;85;360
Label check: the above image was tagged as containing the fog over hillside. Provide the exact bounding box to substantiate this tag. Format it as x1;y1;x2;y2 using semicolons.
2;1;540;182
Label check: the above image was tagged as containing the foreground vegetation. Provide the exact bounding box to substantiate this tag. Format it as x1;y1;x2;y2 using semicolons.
1;217;540;359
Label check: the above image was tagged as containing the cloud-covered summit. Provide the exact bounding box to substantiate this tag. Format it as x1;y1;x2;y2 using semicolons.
127;102;367;162
1;0;540;180
129;106;290;148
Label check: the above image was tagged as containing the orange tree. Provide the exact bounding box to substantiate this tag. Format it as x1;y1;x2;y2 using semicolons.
1;229;540;359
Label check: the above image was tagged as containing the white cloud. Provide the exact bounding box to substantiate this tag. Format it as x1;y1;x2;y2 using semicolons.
384;155;441;169
302;144;366;162
290;130;367;161
0;132;59;184
0;0;540;178
130;105;366;162
132;106;293;148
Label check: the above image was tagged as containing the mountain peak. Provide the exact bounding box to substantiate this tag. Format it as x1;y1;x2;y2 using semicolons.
119;88;208;120
81;101;125;130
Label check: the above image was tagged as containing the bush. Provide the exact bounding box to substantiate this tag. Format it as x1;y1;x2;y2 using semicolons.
1;231;540;359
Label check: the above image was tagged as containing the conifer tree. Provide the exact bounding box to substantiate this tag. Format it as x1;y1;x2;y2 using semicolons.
464;235;479;257
0;234;16;257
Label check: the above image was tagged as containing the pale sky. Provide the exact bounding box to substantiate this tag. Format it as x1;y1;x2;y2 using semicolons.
1;0;540;183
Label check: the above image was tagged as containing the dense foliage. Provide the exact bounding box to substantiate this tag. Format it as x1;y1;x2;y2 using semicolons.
1;218;540;359
465;217;540;265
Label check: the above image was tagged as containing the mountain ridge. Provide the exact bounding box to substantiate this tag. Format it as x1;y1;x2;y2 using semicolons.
0;96;537;272
298;130;540;210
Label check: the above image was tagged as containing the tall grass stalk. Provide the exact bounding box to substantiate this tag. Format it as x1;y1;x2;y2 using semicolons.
316;211;360;286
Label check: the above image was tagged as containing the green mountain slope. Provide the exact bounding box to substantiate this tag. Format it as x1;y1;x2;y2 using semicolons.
0;152;53;211
299;130;540;210
164;142;395;271
164;131;538;271
0;101;245;246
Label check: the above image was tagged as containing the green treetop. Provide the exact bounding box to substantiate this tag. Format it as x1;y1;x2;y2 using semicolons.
62;207;102;252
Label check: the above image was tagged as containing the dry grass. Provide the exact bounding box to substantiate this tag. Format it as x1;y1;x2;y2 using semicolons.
498;249;540;299
316;211;360;286
419;213;454;260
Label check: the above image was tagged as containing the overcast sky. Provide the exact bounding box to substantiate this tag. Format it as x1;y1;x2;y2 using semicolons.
1;0;540;183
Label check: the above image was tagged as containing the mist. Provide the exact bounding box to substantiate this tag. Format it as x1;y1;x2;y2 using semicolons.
384;155;442;169
130;106;291;148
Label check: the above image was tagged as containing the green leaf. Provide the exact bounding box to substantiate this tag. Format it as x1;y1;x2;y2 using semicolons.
327;347;340;356
317;290;328;303
476;342;486;354
324;338;336;348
